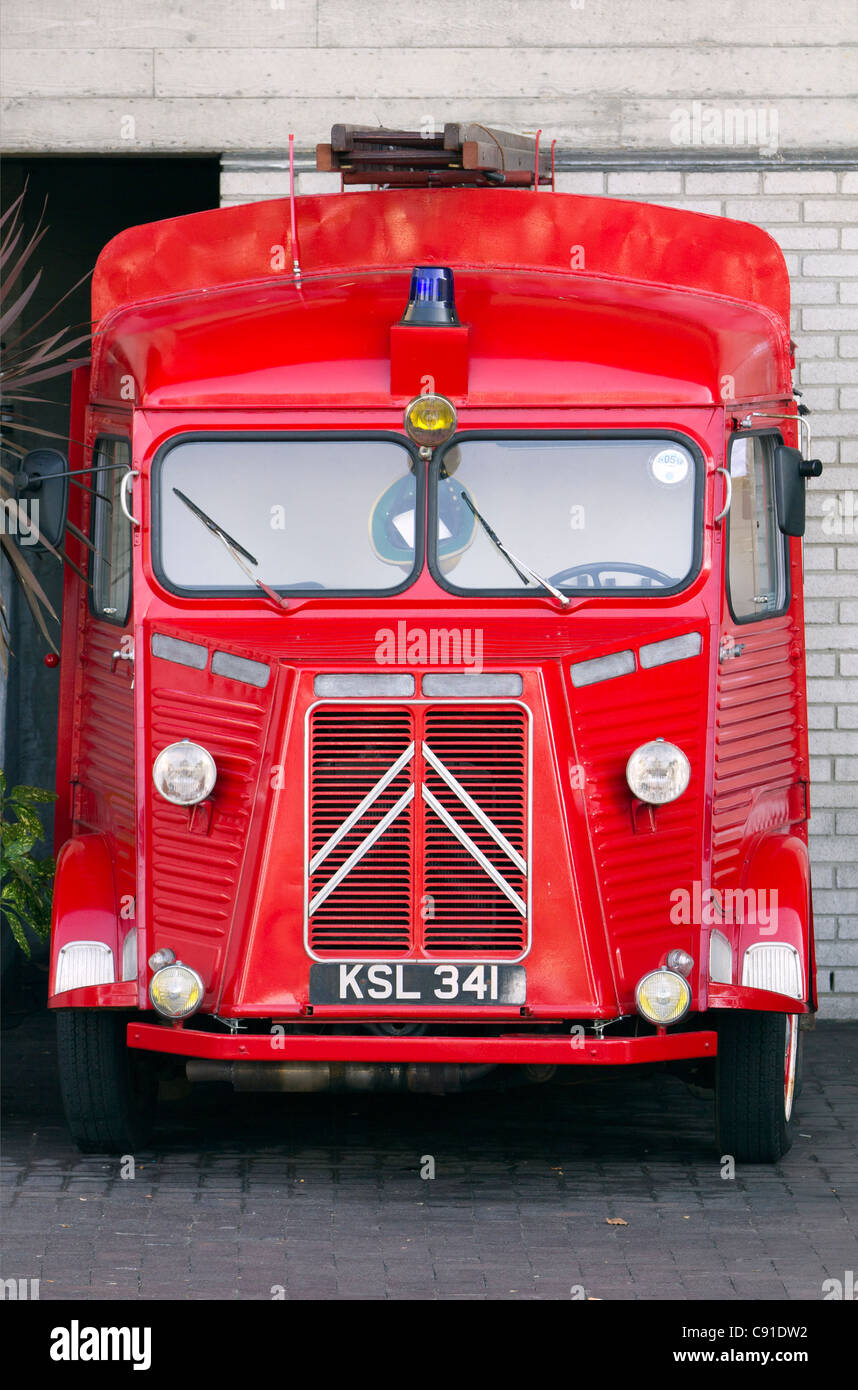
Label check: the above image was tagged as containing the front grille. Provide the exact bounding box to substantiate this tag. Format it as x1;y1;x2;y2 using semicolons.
306;703;529;956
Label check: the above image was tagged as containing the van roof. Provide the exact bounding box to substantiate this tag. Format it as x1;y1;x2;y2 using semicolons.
90;189;792;409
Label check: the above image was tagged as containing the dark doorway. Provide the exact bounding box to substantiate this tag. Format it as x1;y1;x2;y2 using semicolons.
1;156;219;878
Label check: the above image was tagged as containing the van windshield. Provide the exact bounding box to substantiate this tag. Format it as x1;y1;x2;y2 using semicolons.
431;437;698;594
155;436;419;594
154;433;699;598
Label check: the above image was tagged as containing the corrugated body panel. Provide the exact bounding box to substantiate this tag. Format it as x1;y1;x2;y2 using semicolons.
713;619;800;888
74;623;135;882
572;677;705;955
149;687;268;942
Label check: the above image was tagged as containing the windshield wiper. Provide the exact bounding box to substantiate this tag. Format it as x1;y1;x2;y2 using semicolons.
172;488;289;610
460;491;570;608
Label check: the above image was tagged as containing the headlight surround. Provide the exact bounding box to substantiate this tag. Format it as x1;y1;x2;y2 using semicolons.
153;739;216;805
625;738;690;805
635;969;691;1025
149;963;204;1019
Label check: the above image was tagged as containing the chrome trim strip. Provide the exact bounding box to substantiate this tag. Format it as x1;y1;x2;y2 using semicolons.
422;784;527;917
308;783;415;915
422;673;523;697
211;650;271;688
308;741;416;874
422;742;527;876
151;633;208;670
570;649;635;688
314;673;415;697
639;632;702;669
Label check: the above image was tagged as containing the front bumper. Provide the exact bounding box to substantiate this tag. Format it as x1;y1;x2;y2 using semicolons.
127;1022;717;1065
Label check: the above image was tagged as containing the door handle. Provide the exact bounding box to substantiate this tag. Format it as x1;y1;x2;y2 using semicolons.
111;647;135;688
719;637;745;662
120;469;140;527
714;466;732;524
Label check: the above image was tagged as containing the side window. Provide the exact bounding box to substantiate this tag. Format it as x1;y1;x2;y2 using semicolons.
90;437;132;624
726;434;787;622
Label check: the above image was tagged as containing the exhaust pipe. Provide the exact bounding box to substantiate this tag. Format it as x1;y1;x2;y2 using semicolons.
185;1060;496;1094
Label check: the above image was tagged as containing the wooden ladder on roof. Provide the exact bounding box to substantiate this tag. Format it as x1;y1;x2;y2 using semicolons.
316;123;553;188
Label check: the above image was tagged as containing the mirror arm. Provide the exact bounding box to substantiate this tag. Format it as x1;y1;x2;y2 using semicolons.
739;410;811;458
14;461;130;487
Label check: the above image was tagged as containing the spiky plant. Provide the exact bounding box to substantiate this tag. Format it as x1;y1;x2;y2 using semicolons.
0;188;93;672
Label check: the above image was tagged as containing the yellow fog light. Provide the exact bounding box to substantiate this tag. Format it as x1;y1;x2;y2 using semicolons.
635;969;691;1026
149;963;204;1019
404;393;457;448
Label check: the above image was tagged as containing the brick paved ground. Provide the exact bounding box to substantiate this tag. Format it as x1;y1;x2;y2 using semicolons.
2;991;856;1301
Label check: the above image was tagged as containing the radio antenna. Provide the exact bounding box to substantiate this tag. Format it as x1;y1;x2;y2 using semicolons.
289;132;302;281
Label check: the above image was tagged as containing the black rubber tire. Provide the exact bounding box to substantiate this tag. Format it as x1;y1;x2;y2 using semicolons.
714;1011;795;1163
56;1010;155;1154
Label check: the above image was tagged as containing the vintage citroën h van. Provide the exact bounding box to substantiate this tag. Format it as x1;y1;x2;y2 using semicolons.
21;127;822;1160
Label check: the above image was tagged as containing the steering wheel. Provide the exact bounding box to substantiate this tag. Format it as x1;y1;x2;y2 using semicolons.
548;561;675;588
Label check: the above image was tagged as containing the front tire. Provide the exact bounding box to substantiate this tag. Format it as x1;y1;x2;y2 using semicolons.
56;1010;155;1153
714;1011;798;1163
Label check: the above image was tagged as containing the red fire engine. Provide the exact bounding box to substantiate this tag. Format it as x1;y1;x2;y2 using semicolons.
23;127;822;1160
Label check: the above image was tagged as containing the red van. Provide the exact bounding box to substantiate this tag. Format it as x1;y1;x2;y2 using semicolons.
25;133;821;1159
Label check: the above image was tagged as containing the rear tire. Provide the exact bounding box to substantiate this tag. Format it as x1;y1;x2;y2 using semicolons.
56;1010;155;1153
714;1011;797;1163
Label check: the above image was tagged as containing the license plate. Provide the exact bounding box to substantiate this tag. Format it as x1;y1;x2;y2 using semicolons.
309;962;526;1006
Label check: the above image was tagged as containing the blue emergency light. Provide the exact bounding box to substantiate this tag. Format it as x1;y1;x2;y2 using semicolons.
400;265;460;326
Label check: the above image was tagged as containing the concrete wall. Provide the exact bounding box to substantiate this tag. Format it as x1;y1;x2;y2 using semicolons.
1;0;856;1015
1;1;857;152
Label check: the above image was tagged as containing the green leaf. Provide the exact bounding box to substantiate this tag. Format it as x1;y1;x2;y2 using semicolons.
2;906;32;957
11;784;57;806
8;805;43;842
2;879;51;937
2;832;32;858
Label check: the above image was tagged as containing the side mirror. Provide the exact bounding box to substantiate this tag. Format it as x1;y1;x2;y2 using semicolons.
773;444;823;538
13;448;69;551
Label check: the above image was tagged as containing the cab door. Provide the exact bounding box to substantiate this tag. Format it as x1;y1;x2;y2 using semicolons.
66;416;137;978
711;427;810;991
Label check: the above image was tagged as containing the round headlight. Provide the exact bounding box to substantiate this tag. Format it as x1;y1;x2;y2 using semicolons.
149;963;204;1019
625;738;690;805
153;740;216;805
636;969;691;1025
404;393;457;448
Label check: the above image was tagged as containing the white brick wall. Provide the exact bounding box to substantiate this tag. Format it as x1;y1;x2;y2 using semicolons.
560;168;858;1020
